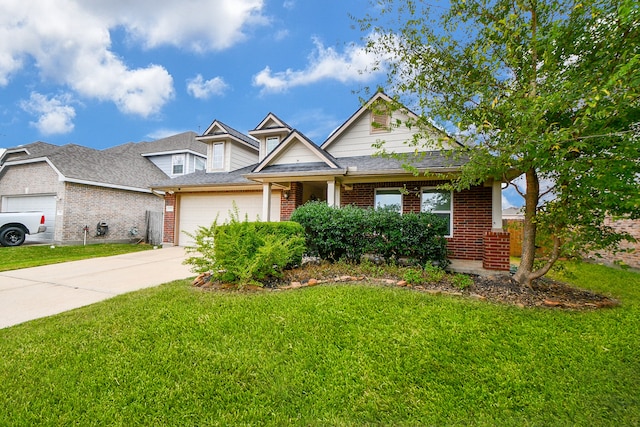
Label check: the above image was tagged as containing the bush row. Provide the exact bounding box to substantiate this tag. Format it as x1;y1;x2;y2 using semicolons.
290;201;449;266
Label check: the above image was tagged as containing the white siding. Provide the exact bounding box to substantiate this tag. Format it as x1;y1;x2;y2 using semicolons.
145;153;206;176
273;141;323;165
326;112;445;158
178;192;281;246
230;143;259;171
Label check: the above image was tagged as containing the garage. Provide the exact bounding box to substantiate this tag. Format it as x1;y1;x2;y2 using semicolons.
2;194;56;243
178;192;281;246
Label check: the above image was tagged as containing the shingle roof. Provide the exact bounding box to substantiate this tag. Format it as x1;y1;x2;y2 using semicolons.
336;151;468;172
45;144;168;189
151;165;258;188
250;151;467;176
200;120;259;149
105;131;206;156
1;133;206;190
256;162;339;174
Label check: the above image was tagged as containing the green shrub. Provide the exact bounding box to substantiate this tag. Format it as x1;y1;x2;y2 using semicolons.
183;218;219;274
423;263;446;283
290;201;367;261
291;201;449;267
365;206;403;262
451;274;474;290
183;208;305;286
399;212;449;267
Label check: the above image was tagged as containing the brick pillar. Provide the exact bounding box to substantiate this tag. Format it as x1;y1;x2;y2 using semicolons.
163;193;176;245
280;182;303;221
483;231;510;271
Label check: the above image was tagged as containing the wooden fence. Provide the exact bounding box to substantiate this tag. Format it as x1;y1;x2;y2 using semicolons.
503;219;523;257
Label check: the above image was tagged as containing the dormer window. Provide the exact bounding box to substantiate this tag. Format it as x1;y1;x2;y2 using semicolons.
172;154;185;175
266;136;279;154
371;110;390;134
212;143;224;169
195;156;205;171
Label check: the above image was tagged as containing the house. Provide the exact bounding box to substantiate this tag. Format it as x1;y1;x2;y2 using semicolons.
152;93;510;271
0;131;206;245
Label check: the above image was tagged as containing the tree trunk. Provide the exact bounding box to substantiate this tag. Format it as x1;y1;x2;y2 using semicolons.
513;168;540;286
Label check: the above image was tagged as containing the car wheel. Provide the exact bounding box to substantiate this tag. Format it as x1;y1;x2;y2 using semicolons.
0;226;26;246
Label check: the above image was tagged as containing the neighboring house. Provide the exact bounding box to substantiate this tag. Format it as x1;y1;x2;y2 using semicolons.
152;93;510;271
502;207;524;221
0;131;205;245
587;217;640;270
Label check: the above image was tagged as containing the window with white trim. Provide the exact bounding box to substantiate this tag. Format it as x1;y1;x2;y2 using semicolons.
172;154;185;175
421;188;453;236
195;156;205;171
375;188;402;212
266;136;279;154
212;143;224;170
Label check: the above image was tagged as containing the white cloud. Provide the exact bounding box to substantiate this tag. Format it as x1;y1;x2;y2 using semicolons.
90;0;267;53
283;0;296;10
19;92;76;135
253;37;382;94
186;75;229;99
502;194;516;209
0;0;267;116
274;29;290;41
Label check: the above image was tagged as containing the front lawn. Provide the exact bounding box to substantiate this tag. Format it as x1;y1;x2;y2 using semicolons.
0;262;638;425
0;243;154;271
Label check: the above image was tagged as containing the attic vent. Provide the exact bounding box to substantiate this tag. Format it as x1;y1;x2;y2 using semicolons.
371;110;390;134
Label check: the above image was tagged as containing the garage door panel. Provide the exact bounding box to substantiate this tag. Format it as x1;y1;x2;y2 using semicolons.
2;194;56;242
178;192;281;246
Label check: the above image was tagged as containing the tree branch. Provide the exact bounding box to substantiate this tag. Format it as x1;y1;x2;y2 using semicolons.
528;234;562;281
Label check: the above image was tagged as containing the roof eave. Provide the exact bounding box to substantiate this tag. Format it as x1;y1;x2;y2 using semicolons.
244;169;348;182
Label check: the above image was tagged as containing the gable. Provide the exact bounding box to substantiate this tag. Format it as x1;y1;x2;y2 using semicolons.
324;108;447;158
0;161;59;196
252;113;291;132
321;92;457;159
271;140;325;166
252;131;339;173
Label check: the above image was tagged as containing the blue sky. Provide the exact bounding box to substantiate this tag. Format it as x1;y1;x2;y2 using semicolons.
0;0;522;207
0;0;380;148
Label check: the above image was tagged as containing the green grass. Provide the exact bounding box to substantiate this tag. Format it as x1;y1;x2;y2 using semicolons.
0;262;638;426
0;243;154;271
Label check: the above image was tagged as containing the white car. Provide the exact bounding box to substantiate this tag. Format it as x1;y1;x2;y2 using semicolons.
0;212;47;246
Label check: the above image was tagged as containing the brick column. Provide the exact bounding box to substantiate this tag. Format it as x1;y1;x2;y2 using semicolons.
280;182;303;221
483;231;510;271
163;193;176;245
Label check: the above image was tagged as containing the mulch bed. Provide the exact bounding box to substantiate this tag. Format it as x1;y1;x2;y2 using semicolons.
193;268;618;311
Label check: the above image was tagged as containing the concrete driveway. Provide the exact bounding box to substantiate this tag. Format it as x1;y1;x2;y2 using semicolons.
0;246;193;329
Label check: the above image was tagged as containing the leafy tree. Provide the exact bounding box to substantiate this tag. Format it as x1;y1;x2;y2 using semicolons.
358;0;640;285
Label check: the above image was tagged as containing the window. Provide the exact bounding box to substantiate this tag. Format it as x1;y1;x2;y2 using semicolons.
195;156;205;171
212;143;224;169
172;154;185;175
371;110;390;134
421;189;453;236
266;136;279;154
375;188;402;212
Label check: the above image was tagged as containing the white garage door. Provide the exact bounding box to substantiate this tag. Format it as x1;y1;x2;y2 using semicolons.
178;192;281;246
2;194;56;242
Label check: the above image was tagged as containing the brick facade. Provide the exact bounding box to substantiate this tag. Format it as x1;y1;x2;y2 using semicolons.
61;182;164;244
588;218;640;269
341;180;509;270
280;182;303;221
163;192;177;244
482;231;511;270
